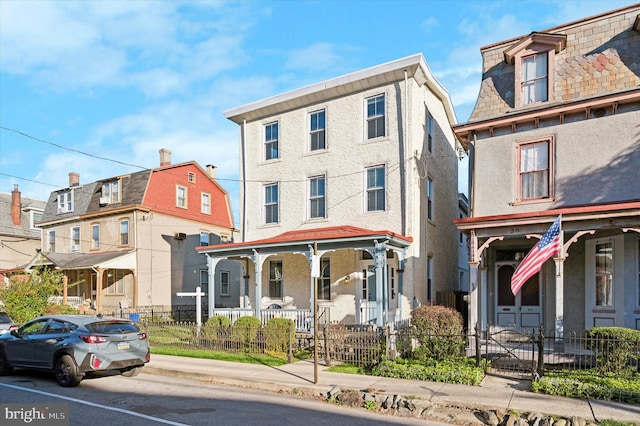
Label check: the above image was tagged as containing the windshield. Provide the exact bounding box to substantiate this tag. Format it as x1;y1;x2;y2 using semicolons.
85;321;140;334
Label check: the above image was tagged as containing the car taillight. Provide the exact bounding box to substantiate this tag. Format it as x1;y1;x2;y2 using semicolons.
9;325;17;331
138;332;147;340
81;335;107;344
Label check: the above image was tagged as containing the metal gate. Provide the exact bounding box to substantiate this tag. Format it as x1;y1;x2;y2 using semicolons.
485;327;540;378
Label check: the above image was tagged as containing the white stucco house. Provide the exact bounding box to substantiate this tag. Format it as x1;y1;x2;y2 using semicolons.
198;54;463;328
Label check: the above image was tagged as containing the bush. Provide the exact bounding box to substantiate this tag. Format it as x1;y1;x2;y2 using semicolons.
201;315;232;343
233;316;262;351
410;305;464;362
582;327;640;375
372;358;483;386
264;318;294;359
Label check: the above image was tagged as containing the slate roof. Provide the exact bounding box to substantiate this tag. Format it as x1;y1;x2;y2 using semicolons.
0;191;46;239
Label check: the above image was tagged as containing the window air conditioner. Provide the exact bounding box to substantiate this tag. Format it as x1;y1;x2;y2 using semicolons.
174;232;187;240
71;244;80;252
99;196;109;205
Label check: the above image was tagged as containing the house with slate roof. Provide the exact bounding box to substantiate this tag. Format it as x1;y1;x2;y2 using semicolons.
0;185;45;278
198;54;463;328
31;149;238;315
453;4;640;334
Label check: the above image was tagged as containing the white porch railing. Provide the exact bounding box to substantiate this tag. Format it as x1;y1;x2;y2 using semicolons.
48;296;84;309
212;308;313;331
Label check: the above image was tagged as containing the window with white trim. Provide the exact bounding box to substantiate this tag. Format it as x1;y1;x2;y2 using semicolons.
269;260;283;299
595;241;613;307
101;180;120;204
427;177;434;221
71;227;80;252
521;53;548;105
91;224;100;249
310;109;326;151
200;269;208;290
265;122;279;160
47;230;56;252
366;94;385;139
264;183;279;224
57;191;73;213
518;139;551;201
201;193;211;214
106;269;125;295
120;219;129;246
177;185;187;208
220;270;230;296
366;165;385;212
308;175;326;219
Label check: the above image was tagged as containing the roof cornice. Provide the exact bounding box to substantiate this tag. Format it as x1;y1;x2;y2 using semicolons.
503;32;567;64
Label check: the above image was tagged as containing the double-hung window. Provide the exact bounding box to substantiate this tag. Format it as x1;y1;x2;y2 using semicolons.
595;242;613;307
427;111;433;153
366;165;385;212
310;109;326;151
71;227;80;252
264;183;279;224
177;185;187;208
220;271;230;296
58;191;73;213
317;258;331;301
101;180;120;204
269;260;283;299
201;193;211;214
120;219;129;246
265;122;279;160
308;175;326;219
518;139;552;201
366;94;385;139
48;230;56;252
91;224;100;249
427;177;434;221
521;53;548;105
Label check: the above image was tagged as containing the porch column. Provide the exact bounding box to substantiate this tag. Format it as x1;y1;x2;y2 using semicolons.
397;249;406;321
132;271;138;308
63;275;68;305
251;250;263;319
207;255;221;318
374;240;387;327
95;268;104;313
554;256;565;339
468;262;479;331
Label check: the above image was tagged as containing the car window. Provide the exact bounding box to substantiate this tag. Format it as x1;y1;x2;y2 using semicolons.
0;314;12;324
44;320;73;334
85;321;140;334
20;319;49;336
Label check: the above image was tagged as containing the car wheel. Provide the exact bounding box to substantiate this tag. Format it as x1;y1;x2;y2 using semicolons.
120;366;142;377
0;349;13;376
55;355;82;387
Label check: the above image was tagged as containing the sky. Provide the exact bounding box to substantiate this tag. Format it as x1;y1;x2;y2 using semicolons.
0;0;634;225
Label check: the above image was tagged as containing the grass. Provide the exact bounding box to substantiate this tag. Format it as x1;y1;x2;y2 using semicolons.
326;364;366;374
150;345;290;367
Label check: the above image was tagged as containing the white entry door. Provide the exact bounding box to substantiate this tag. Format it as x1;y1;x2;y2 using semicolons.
495;262;542;329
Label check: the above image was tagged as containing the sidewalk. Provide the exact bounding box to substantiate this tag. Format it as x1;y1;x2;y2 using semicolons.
143;355;638;424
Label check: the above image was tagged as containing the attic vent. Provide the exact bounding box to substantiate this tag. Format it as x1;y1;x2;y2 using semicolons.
174;232;186;240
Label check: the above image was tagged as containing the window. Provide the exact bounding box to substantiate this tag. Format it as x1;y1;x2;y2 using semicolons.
366;94;385;139
317;258;331;301
71;227;80;252
519;139;551;200
309;175;326;219
265;122;279;160
105;269;125;295
47;230;56;252
176;185;187;208
101;180;120;204
427;111;433;153
91;224;100;249
120;220;129;246
264;183;279;224
29;209;43;229
57;191;73;213
200;231;210;246
521;53;548;105
427;177;434;221
310;109;326;151
201;193;211;214
200;269;208;289
595;242;613;307
426;255;433;302
269;260;283;299
366;165;385;212
389;266;396;299
220;270;230;296
188;172;196;183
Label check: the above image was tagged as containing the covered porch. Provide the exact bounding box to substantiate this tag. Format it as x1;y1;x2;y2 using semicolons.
197;226;413;330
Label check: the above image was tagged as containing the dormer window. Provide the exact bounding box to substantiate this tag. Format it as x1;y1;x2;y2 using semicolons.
504;32;566;109
101;180;120;204
57;190;73;213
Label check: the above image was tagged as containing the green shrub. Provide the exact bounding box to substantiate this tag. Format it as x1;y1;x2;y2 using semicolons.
233;315;262;351
264;318;294;357
410;305;465;362
201;315;232;343
372;358;483;386
582;327;640;375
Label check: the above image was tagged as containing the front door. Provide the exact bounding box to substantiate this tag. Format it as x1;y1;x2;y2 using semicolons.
357;265;377;324
495;262;542;329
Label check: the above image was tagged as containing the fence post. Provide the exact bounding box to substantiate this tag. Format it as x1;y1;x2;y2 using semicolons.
475;323;481;368
323;325;331;367
537;326;545;378
288;321;294;363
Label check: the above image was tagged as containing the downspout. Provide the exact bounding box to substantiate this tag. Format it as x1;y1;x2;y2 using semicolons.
241;119;247;242
469;132;476;218
402;69;409;237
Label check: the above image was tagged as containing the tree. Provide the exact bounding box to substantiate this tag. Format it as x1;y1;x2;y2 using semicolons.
0;269;79;324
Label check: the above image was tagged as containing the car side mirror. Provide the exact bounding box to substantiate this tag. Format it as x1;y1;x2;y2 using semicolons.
10;329;20;338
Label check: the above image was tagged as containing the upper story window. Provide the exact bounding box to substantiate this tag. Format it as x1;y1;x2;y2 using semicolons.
427;111;433;153
366;165;386;212
308;175;326;219
120;219;129;246
176;185;187;208
427;177;434;221
265;121;279;160
91;224;100;249
264;183;279;224
28;209;43;229
518;138;553;201
200;231;210;246
188;172;196;183
521;53;548;105
310;109;326;151
71;226;80;252
57;190;73;213
101;180;120;204
47;230;56;252
366;94;385;140
201;193;211;214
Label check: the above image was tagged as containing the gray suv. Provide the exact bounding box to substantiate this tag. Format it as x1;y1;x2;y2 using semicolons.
0;314;149;386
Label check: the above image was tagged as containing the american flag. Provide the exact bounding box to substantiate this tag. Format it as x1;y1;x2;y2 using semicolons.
511;216;562;295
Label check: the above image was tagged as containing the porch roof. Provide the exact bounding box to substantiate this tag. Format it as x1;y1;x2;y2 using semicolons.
197;226;412;257
28;250;136;270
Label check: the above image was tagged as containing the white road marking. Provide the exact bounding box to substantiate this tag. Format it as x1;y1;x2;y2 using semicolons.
0;382;189;426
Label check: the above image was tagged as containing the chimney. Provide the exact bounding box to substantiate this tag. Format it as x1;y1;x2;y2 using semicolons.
206;164;217;179
159;148;172;166
69;172;80;187
11;184;21;226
